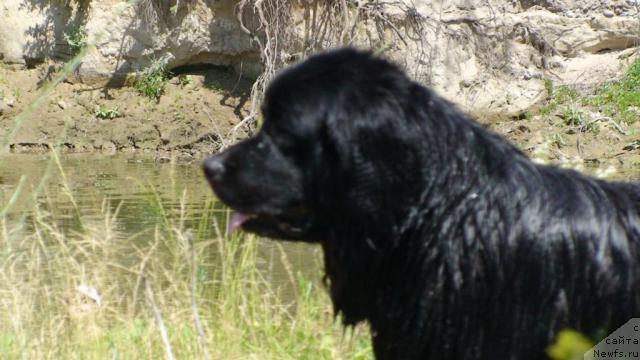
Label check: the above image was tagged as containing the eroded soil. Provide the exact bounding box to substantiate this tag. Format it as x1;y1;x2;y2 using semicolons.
0;63;253;160
481;109;640;179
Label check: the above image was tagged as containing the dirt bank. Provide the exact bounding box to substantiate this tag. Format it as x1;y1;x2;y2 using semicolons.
3;60;640;176
486;111;640;177
0;62;252;160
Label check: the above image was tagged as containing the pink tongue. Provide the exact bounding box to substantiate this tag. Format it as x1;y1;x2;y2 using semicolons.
228;211;251;234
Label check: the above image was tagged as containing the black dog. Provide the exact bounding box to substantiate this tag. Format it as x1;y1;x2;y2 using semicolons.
203;48;640;359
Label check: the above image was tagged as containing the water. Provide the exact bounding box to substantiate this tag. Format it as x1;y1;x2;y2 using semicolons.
2;153;639;296
0;153;322;292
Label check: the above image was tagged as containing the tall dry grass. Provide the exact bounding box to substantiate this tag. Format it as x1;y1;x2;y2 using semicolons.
0;152;372;358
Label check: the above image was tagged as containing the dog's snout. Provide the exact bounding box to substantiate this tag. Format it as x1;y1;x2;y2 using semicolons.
203;156;225;180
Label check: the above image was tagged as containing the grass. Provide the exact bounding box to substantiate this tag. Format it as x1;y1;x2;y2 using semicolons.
539;59;640;127
587;58;640;125
0;152;373;358
529;59;640;148
550;133;567;149
544;78;554;98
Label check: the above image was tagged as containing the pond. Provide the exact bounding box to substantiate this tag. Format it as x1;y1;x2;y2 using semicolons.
0;153;322;297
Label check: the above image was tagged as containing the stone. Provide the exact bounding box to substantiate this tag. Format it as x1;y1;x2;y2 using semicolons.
4;95;15;108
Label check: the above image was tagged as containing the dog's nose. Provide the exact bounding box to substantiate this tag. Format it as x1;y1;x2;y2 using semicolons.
203;156;225;180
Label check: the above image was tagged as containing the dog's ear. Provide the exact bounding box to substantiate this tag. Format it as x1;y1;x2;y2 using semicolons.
318;92;423;228
323;85;422;172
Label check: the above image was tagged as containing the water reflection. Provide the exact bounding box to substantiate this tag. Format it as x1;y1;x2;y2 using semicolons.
0;153;322;295
6;154;636;300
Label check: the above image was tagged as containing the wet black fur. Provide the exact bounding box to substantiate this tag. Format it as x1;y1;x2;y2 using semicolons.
203;48;640;359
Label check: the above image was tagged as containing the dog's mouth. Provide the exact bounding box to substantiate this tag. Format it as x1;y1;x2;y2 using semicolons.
227;210;314;240
228;211;254;233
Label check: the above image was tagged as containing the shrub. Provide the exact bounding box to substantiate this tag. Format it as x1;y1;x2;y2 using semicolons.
64;25;88;55
135;59;170;100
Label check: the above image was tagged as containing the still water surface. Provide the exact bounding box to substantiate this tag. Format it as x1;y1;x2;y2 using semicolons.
0;153;322;291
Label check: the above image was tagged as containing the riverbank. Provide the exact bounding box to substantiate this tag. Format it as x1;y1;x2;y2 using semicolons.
0;62;252;159
3;55;640;176
486;56;640;176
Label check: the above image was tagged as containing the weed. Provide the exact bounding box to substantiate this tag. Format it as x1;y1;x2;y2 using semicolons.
94;105;121;119
621;108;639;125
177;74;193;87
538;85;579;116
554;86;579;104
136;59;170;100
544;79;554;97
562;107;599;133
623;139;640;151
64;25;88;55
551;133;566;148
539;104;554;116
562;107;583;127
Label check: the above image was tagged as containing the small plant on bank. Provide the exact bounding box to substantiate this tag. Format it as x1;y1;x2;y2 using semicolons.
95;105;121;119
623;139;640;151
554;85;579;104
562;106;583;127
177;74;193;87
550;133;566;148
539;85;579;116
562;106;599;134
64;25;88;55
544;78;554;97
135;59;170;100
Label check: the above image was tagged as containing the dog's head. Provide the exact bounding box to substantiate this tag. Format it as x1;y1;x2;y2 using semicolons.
203;48;424;242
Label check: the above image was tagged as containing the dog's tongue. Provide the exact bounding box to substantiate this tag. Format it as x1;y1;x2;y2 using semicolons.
228;211;251;234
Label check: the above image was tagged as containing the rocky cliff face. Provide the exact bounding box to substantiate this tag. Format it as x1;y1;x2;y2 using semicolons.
1;0;638;114
0;0;260;84
391;0;640;113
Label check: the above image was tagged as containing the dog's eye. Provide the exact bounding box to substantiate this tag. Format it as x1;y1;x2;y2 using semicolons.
263;126;297;153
